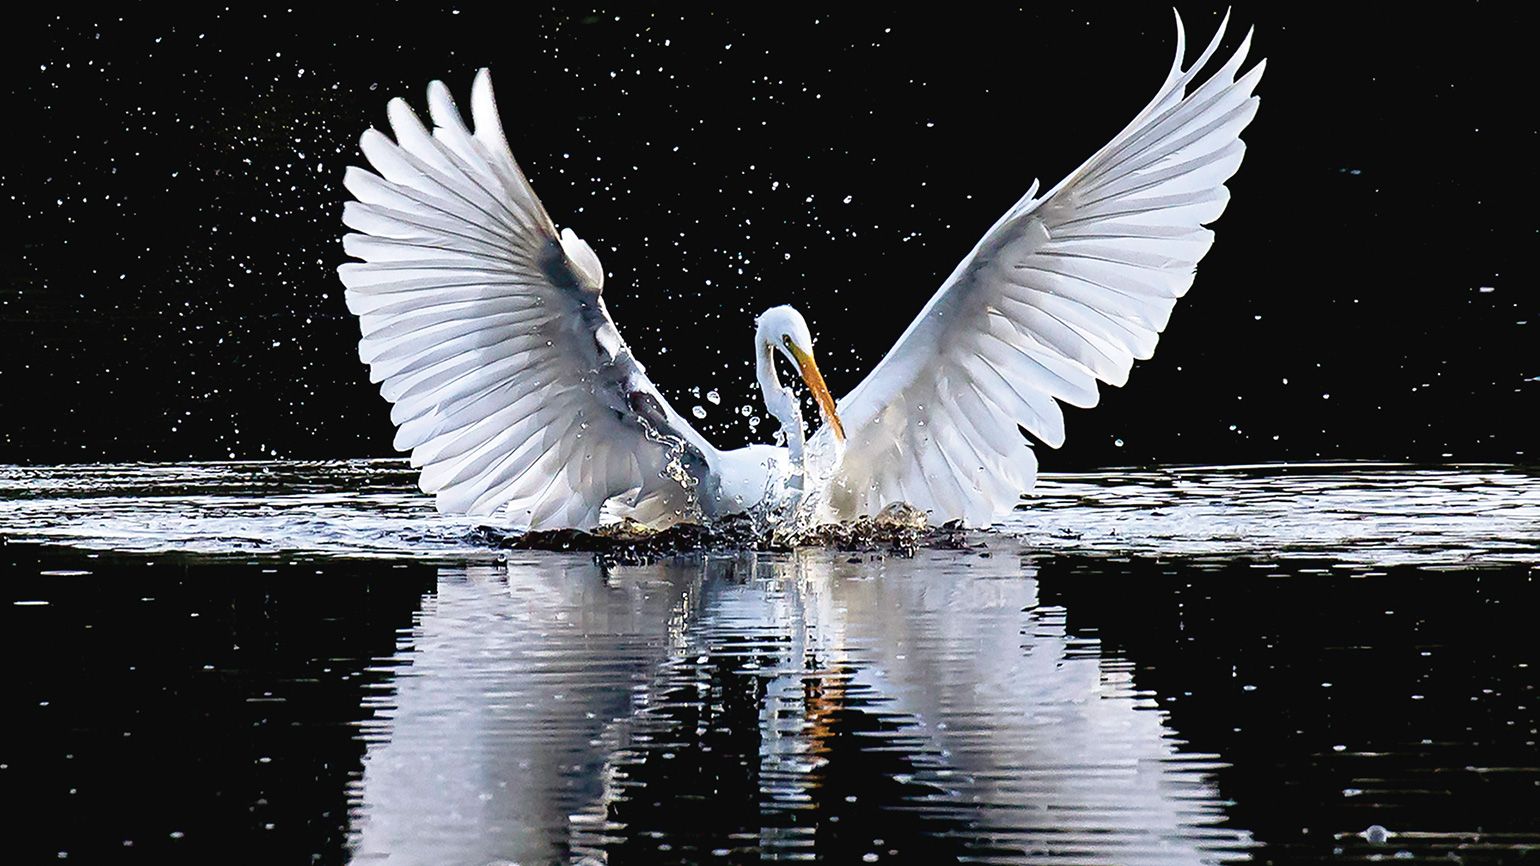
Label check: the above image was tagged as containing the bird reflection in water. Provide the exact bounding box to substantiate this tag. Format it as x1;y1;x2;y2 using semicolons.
350;549;1251;864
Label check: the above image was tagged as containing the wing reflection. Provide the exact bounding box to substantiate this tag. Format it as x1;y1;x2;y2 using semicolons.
352;549;1251;864
352;554;703;863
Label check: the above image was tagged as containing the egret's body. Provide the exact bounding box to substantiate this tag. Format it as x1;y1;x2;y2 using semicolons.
338;12;1264;530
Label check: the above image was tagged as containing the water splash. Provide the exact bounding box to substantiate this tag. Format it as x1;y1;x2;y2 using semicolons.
482;502;958;565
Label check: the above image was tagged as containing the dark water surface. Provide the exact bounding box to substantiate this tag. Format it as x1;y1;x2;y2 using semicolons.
3;462;1537;864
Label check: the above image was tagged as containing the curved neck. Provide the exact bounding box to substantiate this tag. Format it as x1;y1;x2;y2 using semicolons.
756;340;805;467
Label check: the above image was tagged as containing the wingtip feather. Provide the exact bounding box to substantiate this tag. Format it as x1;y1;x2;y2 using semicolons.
1189;10;1231;77
471;68;503;140
386;97;427;143
341;165;377;197
425;79;460;129
1167;9;1187;84
359;127;390;153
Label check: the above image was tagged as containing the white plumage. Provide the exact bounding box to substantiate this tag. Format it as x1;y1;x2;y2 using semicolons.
339;12;1264;530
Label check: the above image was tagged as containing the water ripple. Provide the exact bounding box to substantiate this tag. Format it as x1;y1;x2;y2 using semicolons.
1009;463;1540;567
1;460;1536;568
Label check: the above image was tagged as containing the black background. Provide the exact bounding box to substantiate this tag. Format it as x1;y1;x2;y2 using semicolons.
4;3;1534;467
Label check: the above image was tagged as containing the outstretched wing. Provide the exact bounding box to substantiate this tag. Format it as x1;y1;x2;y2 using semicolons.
340;70;714;530
825;12;1264;525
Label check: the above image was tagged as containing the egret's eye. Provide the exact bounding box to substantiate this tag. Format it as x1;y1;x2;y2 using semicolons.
782;335;793;349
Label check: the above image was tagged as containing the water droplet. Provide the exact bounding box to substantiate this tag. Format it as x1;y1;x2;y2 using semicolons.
706;389;720;405
691;406;706;419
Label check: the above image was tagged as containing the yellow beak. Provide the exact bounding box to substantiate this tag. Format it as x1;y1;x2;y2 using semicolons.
787;342;845;442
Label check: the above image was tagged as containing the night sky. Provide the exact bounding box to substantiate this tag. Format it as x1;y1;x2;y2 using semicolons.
4;4;1534;468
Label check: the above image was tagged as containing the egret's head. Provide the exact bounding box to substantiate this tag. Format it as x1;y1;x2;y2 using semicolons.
756;305;845;441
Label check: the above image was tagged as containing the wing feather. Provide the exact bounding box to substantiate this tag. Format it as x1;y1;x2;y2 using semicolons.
340;70;714;529
825;13;1263;525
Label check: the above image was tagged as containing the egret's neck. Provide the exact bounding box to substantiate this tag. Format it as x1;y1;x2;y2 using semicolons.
756;341;806;467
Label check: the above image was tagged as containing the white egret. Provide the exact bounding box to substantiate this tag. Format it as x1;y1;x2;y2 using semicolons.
338;12;1264;530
